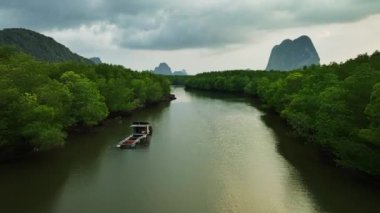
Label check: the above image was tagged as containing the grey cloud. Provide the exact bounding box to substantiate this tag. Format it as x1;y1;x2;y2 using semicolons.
293;1;380;25
1;0;94;29
1;0;380;50
0;0;163;29
117;9;255;49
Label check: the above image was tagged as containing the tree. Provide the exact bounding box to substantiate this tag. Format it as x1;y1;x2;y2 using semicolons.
35;80;74;127
14;93;66;149
359;83;380;147
60;71;108;126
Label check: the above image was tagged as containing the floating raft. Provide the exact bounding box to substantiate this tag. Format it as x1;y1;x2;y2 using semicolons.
116;122;152;149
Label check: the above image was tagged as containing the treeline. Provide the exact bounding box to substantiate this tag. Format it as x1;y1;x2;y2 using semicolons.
185;52;380;175
166;75;191;85
0;46;170;150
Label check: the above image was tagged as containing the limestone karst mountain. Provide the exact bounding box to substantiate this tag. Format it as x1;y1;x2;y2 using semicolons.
266;35;320;71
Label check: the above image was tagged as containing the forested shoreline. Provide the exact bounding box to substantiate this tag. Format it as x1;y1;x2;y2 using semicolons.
1;43;379;176
0;46;170;154
185;52;380;176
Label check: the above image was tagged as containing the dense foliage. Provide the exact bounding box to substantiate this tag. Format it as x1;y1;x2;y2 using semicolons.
166;75;192;85
0;46;170;150
185;52;380;175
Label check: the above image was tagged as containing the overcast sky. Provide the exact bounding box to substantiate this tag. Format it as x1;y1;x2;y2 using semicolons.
1;0;380;74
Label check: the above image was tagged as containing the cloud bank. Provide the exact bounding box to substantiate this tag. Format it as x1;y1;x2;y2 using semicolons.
1;0;380;50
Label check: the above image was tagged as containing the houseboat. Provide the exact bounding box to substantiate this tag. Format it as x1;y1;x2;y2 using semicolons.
116;122;152;149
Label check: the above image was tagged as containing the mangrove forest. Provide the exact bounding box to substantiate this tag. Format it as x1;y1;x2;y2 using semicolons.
185;51;380;176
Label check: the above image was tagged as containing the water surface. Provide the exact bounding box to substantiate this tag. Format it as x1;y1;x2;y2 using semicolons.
0;87;378;213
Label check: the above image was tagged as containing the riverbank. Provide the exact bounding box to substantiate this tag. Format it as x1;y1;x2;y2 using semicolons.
0;94;176;163
187;87;380;185
0;46;172;157
184;52;380;176
2;87;379;213
249;93;380;186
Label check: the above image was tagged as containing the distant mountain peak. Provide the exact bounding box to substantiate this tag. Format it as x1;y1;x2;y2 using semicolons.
266;35;320;71
152;63;188;75
0;28;93;64
173;69;187;76
154;62;172;75
281;39;292;45
90;57;102;64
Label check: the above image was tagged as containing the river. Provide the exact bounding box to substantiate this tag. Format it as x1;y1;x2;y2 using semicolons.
0;87;378;213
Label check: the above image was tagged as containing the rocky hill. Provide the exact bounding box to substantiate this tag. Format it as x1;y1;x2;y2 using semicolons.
154;62;172;75
173;69;187;76
266;35;320;71
90;57;102;64
0;28;93;64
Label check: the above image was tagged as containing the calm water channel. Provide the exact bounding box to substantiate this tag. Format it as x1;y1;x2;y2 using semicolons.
0;87;379;213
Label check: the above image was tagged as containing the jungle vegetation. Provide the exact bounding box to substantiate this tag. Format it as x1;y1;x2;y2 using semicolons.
185;51;380;175
0;46;170;151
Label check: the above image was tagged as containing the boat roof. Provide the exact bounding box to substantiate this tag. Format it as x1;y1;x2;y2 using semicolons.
131;121;150;127
132;121;150;125
131;125;150;127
